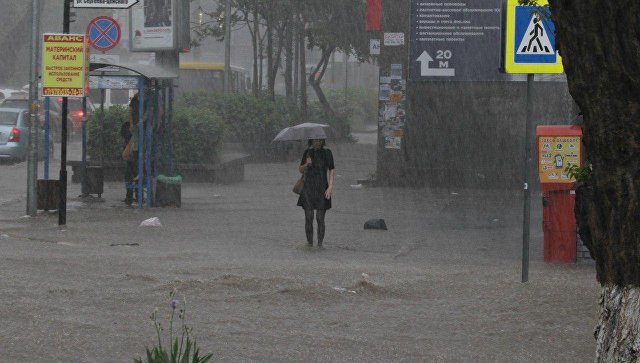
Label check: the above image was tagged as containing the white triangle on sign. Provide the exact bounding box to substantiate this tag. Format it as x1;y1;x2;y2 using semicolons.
516;15;554;55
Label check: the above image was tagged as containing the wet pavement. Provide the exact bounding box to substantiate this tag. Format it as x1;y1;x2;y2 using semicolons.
0;140;599;362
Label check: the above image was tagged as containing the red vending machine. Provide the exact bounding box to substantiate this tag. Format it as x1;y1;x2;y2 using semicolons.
536;125;583;263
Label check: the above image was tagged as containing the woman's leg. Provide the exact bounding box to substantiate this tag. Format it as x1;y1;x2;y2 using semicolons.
304;209;315;245
316;209;326;246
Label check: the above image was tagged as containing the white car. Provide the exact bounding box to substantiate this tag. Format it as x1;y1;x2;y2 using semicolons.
0;88;27;103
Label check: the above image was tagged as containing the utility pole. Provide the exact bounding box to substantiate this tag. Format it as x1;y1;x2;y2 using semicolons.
224;0;232;94
26;0;40;216
59;0;71;225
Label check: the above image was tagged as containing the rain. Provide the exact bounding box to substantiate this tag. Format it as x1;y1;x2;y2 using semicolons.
0;0;602;361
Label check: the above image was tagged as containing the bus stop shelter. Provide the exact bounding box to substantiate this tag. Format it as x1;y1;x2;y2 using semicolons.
85;62;178;209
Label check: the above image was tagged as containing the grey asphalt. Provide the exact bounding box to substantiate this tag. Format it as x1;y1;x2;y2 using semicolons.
0;139;599;362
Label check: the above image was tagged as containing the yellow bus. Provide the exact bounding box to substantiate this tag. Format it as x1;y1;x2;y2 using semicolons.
177;62;251;95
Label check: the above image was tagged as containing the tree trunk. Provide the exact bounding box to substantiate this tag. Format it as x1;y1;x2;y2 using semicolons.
298;15;307;118
284;15;294;103
293;14;299;106
258;31;264;92
595;285;640;361
549;0;640;359
308;48;335;116
266;19;274;100
252;0;259;96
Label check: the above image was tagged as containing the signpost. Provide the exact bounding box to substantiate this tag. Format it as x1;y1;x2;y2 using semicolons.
409;0;507;81
42;34;88;97
87;16;121;51
502;0;563;282
504;0;563;74
73;0;138;8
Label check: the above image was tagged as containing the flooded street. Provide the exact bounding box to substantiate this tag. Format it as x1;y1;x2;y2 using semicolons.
0;141;598;362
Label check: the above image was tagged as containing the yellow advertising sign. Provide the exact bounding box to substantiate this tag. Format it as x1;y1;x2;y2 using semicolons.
538;136;581;183
504;0;563;74
42;33;88;97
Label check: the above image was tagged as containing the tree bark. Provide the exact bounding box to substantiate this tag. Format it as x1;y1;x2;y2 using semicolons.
284;14;294;103
308;48;335;116
298;15;307;118
549;0;640;359
252;0;259;96
266;19;274;100
594;285;640;361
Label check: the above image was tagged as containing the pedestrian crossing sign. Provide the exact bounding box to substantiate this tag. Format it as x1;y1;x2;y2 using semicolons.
504;0;563;74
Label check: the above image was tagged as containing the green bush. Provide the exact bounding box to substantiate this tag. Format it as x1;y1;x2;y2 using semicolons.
172;104;225;164
86;102;225;165
326;87;378;131
87;105;129;162
179;92;299;161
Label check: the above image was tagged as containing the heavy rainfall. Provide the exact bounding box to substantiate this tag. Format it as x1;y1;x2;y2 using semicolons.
4;0;638;361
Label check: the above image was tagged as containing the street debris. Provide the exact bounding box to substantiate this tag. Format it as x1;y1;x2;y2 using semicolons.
333;287;357;294
110;243;140;247
350;184;363;189
364;218;387;230
140;217;162;227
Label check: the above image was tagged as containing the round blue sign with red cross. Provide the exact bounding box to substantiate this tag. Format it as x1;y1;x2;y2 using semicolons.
86;16;121;52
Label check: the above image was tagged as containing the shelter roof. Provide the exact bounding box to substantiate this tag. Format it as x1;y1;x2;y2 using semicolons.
89;62;177;80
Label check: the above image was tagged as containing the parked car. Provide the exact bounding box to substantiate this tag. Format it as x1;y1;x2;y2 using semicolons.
0;88;27;103
1;94;64;141
0;107;53;162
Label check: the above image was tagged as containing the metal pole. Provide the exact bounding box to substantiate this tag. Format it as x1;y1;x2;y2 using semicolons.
522;73;534;283
224;0;232;94
44;97;50;179
168;80;174;176
81;97;87;197
58;0;71;225
26;0;40;216
137;79;145;209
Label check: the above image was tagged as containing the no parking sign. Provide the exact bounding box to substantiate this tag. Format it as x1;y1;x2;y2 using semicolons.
87;16;121;52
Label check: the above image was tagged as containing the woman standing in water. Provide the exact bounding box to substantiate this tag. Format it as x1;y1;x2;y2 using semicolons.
297;139;335;247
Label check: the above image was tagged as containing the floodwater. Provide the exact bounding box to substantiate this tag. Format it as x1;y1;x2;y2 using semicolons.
0;139;598;362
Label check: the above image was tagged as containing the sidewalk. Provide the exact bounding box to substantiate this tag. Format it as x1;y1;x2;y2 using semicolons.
0;141;598;362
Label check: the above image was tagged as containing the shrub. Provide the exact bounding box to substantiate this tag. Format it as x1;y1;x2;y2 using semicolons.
172;104;225;164
86;103;225;165
326;87;378;131
87;105;129;162
179;92;299;161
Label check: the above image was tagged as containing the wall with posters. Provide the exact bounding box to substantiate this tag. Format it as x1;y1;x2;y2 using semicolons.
374;0;577;190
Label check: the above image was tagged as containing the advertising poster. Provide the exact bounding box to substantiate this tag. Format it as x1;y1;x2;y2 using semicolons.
378;66;406;150
538;136;581;183
42;34;88;97
130;0;175;51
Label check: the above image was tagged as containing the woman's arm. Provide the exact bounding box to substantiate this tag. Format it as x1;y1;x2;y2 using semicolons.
325;168;335;199
299;151;311;174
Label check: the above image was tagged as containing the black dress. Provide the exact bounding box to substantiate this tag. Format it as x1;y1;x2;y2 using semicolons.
297;148;335;210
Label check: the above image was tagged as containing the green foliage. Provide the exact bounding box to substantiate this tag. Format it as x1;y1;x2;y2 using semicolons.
87;105;129;162
172;103;225;165
86;102;225;165
518;0;551;19
565;163;592;183
326;88;378;131
179;92;298;159
133;290;212;363
306;102;353;142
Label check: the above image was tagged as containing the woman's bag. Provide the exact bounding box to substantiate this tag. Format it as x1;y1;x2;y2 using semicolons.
293;175;304;194
122;139;133;161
